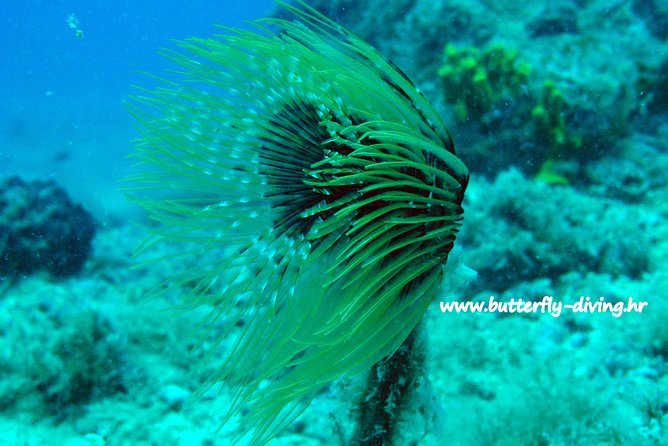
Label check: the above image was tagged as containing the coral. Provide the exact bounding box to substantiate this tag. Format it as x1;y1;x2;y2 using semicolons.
460;169;652;292
35;311;125;414
128;2;468;445
531;80;584;159
437;34;639;181
437;43;531;121
438;315;637;445
0;280;126;418
530;79;587;183
0;176;95;278
437;41;595;178
425;267;666;446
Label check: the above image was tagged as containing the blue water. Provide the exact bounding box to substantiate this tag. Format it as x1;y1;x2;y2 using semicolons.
0;0;274;217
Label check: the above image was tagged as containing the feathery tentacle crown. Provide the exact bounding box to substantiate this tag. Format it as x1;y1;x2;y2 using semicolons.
129;2;468;444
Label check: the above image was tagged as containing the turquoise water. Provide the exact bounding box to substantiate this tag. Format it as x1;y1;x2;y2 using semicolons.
0;0;273;217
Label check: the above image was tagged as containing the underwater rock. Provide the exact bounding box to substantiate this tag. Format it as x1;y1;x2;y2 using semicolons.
632;0;668;40
0;284;127;418
527;5;579;38
460;169;651;292
586;135;668;202
645;56;668;114
0;176;95;278
159;384;190;411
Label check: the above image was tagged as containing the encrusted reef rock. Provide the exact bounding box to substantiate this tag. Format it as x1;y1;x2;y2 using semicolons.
0;176;95;278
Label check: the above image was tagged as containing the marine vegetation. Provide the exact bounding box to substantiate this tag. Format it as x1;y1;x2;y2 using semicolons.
531;79;584;183
437;42;531;121
437;42;595;184
127;1;468;445
531;80;583;156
